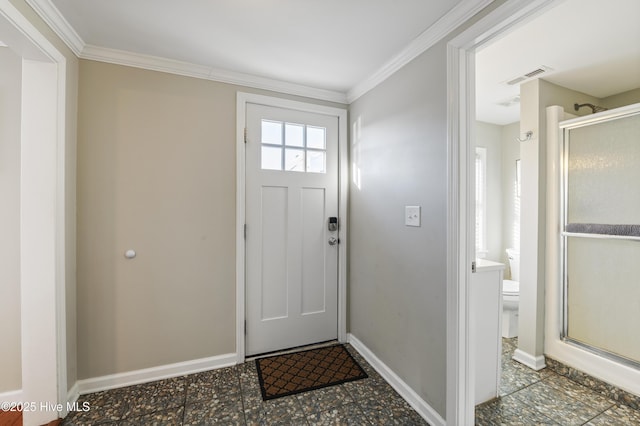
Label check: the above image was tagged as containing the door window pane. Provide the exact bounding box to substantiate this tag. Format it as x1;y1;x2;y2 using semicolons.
307;126;326;149
262;120;283;145
262;146;282;170
307;151;326;173
285;123;304;147
285;149;305;172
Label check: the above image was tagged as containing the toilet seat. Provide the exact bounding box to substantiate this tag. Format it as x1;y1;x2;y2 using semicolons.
503;279;519;296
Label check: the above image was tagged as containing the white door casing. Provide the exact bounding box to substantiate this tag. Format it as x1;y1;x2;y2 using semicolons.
238;94;347;357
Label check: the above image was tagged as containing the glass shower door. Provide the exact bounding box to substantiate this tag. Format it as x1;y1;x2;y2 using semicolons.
562;105;640;367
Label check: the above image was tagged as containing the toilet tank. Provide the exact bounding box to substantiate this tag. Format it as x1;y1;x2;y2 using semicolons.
506;248;520;281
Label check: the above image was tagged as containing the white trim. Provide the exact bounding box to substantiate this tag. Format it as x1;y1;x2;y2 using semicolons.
236;92;348;362
513;349;547;371
80;45;348;104
348;334;445;426
66;382;79;407
0;3;69;426
446;0;562;423
347;0;492;103
75;353;236;395
24;0;84;55
0;389;23;404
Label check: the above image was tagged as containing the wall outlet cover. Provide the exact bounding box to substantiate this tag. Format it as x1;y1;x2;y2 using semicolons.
405;206;421;227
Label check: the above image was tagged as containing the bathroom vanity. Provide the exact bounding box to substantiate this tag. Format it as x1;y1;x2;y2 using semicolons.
471;259;504;404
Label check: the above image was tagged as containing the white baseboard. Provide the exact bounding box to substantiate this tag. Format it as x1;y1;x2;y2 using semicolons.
347;334;445;426
0;389;23;403
75;352;237;395
513;348;546;371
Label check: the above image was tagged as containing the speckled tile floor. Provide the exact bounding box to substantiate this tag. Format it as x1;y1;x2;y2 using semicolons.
475;338;640;425
62;344;429;425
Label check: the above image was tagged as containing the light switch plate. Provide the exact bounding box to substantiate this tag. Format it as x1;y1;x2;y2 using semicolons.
405;206;421;227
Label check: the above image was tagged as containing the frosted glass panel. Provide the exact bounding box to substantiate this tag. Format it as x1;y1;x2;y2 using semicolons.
285;123;304;147
307;151;326;173
285;148;305;172
567;114;640;224
307;126;326;149
262;120;283;145
566;237;640;363
262;146;282;170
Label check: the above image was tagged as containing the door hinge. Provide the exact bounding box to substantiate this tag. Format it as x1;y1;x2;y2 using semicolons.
244;320;247;335
244;224;247;239
471;260;477;273
244;127;247;144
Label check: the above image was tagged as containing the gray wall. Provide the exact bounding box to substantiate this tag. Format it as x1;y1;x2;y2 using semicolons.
0;46;22;393
349;42;449;417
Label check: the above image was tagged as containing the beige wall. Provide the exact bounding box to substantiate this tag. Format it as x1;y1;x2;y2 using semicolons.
77;59;344;379
500;122;521;272
0;47;22;393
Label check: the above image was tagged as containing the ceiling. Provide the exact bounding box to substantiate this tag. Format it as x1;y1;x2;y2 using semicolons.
476;0;640;125
50;0;464;97
11;0;640;117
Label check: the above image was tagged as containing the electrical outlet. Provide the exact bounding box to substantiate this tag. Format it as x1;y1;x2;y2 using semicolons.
405;206;421;227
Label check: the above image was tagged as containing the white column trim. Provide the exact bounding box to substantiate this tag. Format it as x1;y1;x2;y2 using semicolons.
445;0;562;423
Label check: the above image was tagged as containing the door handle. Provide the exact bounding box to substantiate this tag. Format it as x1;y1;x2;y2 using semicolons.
328;237;338;246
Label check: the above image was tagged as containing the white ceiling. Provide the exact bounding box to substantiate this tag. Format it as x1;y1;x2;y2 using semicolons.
476;0;640;125
51;0;463;94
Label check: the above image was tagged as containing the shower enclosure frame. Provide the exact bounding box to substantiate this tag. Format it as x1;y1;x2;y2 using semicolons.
556;102;640;371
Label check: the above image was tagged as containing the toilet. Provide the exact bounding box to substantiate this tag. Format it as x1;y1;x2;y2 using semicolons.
502;248;520;338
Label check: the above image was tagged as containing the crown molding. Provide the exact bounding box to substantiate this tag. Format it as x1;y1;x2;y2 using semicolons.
80;44;348;104
347;0;493;103
24;0;84;55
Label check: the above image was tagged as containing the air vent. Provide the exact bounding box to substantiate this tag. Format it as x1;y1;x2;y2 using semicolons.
505;66;553;86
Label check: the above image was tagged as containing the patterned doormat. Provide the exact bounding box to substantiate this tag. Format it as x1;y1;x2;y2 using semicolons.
255;344;368;400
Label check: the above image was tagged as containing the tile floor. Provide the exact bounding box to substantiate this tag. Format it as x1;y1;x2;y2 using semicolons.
475;337;640;425
60;340;640;425
61;344;428;425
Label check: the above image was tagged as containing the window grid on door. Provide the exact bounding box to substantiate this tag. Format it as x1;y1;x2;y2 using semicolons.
260;120;326;173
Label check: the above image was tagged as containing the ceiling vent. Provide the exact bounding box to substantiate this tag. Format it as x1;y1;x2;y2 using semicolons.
505;66;553;86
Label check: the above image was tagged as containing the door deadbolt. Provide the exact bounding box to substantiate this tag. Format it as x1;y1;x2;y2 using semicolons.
328;237;338;246
328;217;338;232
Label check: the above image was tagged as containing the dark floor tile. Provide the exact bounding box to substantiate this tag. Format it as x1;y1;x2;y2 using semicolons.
544;374;615;412
120;377;187;419
295;386;353;416
119;406;184;426
243;394;306;425
585;404;640;425
512;380;604;425
183;394;245;425
475;394;559;425
307;402;370;425
62;389;127;425
186;366;241;403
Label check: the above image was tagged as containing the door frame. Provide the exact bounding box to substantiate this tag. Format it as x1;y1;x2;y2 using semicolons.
0;0;69;422
235;92;348;362
446;0;561;423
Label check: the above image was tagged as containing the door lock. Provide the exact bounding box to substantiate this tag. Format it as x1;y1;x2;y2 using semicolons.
328;217;338;232
328;237;338;246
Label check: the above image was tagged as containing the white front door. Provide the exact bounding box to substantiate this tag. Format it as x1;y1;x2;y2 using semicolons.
245;103;339;356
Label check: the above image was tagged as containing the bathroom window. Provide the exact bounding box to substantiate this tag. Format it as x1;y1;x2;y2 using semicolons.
475;147;488;258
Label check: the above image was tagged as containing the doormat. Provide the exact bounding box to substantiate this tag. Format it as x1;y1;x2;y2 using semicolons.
255;344;368;400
